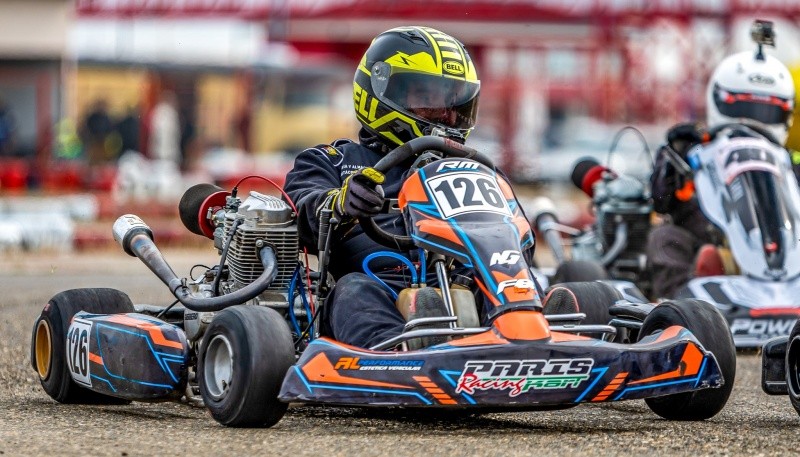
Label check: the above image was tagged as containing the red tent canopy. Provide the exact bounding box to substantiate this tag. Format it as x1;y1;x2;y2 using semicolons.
75;0;800;20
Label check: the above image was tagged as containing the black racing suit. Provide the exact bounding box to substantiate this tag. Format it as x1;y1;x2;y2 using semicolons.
647;128;800;298
284;129;537;348
646;138;717;299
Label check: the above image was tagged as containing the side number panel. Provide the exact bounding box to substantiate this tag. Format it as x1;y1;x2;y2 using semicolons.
66;318;92;387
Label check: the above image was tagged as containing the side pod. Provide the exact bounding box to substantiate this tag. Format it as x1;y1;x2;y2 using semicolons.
67;312;189;401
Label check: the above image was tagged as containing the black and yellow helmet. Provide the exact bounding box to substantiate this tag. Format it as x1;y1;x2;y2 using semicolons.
353;26;480;146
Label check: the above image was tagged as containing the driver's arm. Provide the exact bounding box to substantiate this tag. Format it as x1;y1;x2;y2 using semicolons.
651;145;682;215
284;146;344;251
651;123;704;215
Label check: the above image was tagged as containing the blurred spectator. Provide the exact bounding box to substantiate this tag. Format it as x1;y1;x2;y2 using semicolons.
179;106;198;171
0;97;17;156
543;104;567;149
81;99;114;165
233;107;251;153
116;104;141;154
54;118;83;160
149;91;181;166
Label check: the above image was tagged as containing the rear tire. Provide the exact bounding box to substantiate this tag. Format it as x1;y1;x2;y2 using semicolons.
552;260;609;284
198;305;295;427
785;319;800;416
639;299;736;420
543;281;621;325
31;288;135;404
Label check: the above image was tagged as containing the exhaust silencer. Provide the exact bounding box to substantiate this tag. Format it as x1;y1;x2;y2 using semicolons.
112;214;278;312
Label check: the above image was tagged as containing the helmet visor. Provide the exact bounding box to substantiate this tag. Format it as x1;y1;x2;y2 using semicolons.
371;66;479;131
713;84;794;126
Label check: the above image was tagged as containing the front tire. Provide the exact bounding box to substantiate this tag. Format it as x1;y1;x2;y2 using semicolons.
639;299;736;420
31;288;135;404
198;305;295;427
543;281;621;325
785;319;800;416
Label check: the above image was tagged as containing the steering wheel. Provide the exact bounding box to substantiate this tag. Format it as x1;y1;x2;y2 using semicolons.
708;121;780;145
666;121;782;177
358;135;495;251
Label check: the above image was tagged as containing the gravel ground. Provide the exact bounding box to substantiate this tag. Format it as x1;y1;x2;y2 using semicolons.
1;248;799;456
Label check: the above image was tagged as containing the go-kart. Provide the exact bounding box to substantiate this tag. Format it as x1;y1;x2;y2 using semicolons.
543;123;800;348
527;126;655;310
663;123;800;348
31;135;735;427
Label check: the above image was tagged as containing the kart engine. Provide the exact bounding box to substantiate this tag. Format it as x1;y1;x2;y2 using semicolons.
573;173;652;286
177;184;301;341
216;191;298;297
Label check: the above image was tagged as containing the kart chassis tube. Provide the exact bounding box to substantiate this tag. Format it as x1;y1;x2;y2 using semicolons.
128;231;278;312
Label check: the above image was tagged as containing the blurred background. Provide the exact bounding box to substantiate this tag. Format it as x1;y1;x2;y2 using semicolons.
3;0;800;252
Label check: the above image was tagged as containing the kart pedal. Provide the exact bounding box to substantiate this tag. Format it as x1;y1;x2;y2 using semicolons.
608;300;654;322
406;288;449;350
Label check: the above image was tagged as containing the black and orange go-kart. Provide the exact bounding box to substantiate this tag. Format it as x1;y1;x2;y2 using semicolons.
31;136;736;427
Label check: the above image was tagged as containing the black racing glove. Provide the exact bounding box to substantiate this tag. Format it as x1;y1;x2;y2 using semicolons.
331;167;386;219
666;122;706;157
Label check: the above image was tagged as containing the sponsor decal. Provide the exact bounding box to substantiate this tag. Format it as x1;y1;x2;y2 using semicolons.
334;357;424;371
435;160;480;172
748;73;776;85
456;359;594;397
496;278;536;295
730;318;794;337
490;250;521;266
340;163;365;177
66;318;93;387
443;61;465;76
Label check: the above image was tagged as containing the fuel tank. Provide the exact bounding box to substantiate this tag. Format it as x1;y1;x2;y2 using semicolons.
66;312;189;401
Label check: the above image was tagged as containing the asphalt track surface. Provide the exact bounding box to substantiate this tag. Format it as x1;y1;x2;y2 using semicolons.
2;248;800;456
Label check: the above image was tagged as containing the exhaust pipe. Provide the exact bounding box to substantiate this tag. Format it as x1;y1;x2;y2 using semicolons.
113;214;277;312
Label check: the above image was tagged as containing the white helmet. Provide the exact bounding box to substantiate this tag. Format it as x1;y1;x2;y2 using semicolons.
706;46;795;145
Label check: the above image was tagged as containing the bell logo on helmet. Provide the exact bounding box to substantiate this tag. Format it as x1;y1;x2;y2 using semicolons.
444;61;465;76
748;73;776;85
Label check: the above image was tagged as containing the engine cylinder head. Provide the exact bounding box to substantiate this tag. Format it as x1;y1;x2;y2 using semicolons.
221;192;298;293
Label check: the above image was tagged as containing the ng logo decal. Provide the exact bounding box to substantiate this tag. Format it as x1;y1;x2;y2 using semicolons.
490;250;521;266
444;61;465;75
